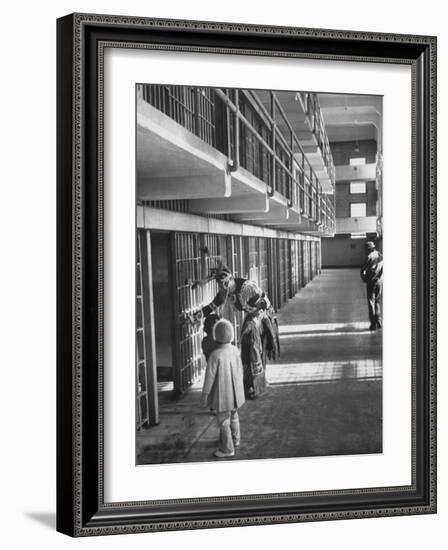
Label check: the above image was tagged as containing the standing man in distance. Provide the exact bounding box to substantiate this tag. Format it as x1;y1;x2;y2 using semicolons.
360;241;383;331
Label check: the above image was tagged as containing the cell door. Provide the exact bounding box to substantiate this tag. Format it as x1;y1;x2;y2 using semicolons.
289;240;297;298
284;239;291;300
172;232;204;395
314;241;320;275
267;238;279;311
316;240;322;273
276;240;285;307
258;238;268;294
226;235;247;341
248;237;259;285
301;241;310;286
296;239;302;289
308;241;313;281
310;241;315;279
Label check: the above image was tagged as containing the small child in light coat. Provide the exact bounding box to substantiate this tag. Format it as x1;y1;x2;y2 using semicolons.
201;319;245;458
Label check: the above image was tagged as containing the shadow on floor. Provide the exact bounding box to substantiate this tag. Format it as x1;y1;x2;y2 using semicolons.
25;512;56;530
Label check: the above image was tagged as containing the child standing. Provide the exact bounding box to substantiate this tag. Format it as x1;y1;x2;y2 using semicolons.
201;319;245;458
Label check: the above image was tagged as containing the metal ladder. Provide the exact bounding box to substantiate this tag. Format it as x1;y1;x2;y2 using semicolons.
136;230;159;429
136;231;149;430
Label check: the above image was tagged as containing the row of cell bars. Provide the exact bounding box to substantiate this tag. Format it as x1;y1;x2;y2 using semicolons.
139;84;326;211
137;230;321;411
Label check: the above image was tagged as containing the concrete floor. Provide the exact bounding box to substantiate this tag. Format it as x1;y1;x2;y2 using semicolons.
136;268;382;464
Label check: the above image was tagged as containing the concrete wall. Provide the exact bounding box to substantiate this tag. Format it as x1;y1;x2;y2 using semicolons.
335;180;378;218
322;235;366;267
331;139;377;165
322;136;380;267
335;164;377;182
336;216;378;233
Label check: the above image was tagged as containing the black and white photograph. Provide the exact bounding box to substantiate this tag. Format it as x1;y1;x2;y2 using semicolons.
1;0;443;545
135;85;383;465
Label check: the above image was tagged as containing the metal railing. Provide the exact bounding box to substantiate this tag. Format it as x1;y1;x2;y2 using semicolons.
139;84;335;233
320;193;336;234
140;85;216;146
304;93;336;187
215;88;322;214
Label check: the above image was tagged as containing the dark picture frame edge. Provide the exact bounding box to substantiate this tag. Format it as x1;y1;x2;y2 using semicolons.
56;13;437;537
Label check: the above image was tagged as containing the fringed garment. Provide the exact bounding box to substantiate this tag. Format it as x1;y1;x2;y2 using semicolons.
203;277;280;398
240;309;280;399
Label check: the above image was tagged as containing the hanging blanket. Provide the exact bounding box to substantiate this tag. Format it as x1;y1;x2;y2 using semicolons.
240;316;267;398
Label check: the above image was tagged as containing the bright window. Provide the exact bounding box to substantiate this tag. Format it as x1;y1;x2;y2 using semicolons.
350;202;367;217
350;182;366;194
349;157;366;166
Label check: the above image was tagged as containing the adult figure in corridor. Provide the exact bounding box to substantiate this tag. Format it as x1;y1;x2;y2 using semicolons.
360;241;383;331
202;261;279;399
